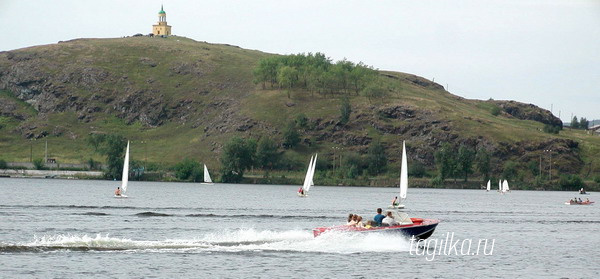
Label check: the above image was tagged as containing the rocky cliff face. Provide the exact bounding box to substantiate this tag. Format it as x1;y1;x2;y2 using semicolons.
492;100;562;127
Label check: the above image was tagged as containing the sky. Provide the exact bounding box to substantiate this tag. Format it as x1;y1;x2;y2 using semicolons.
1;0;599;122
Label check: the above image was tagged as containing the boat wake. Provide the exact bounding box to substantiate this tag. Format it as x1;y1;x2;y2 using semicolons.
0;229;410;254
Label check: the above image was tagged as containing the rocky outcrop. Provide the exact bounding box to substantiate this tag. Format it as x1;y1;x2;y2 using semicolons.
492;100;562;127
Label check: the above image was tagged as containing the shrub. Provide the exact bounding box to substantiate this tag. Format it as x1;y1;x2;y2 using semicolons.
409;161;426;178
431;176;443;187
0;159;7;169
33;158;45;170
490;106;501;116
543;124;560;134
558;174;583;191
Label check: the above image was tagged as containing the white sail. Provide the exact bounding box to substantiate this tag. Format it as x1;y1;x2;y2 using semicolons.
302;155;314;192
310;153;318;187
499;180;502;192
121;141;130;194
204;164;213;183
486;180;491;191
502;180;509;192
399;141;408;200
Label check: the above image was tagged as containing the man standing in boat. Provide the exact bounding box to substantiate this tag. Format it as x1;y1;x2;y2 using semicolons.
115;187;122;196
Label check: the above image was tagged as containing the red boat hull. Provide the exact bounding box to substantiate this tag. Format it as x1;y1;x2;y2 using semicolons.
313;218;439;239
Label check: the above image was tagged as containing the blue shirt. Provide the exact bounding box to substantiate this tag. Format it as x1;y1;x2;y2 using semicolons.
374;214;385;225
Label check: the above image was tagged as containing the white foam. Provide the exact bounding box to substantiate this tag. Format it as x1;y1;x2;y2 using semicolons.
24;229;411;254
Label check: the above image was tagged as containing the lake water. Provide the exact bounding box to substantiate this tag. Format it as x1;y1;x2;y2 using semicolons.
0;178;598;278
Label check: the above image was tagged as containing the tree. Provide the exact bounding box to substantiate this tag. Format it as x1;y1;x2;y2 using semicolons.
457;145;475;182
340;97;351;124
502;161;518;181
527;160;539;177
360;82;386;103
571;116;579;129
367;140;387;175
434;142;456;181
295;113;308;129
277;66;298;98
174;158;203;182
475;148;491;181
580;117;589;130
282;121;300;149
220;137;256;183
87;134;127;179
255;136;279;169
408;161;427;178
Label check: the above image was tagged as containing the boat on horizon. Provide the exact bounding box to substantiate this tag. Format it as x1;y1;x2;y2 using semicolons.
201;164;214;185
565;200;594;205
298;154;317;197
115;141;130;198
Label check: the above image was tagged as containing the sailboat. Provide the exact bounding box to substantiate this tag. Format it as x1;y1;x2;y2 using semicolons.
502;180;510;193
498;180;502;193
201;164;214;185
298;154;317;197
115;141;129;198
486;180;491;192
391;141;408;209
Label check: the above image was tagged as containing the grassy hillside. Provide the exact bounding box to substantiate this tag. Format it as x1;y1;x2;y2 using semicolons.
0;36;599;187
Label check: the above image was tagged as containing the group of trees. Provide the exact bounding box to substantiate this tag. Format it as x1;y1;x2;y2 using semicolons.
253;53;384;98
220;136;281;182
570;116;590;130
434;143;492;184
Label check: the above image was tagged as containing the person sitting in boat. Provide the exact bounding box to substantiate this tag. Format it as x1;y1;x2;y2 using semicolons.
347;214;357;226
578;198;583;203
298;187;304;195
382;211;398;226
391;196;399;207
585;198;590;203
114;187;121;196
356;216;365;228
374;208;385;226
365;220;374;229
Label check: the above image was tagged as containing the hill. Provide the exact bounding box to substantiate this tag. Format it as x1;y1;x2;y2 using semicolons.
0;36;599;187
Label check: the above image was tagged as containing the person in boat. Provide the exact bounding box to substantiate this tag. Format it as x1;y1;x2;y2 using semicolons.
578;198;583;203
391;196;399;207
298;187;304;196
356;216;365;228
365;220;374;229
347;214;357;226
585;198;590;203
114;187;121;196
382;211;398;226
374;208;385;226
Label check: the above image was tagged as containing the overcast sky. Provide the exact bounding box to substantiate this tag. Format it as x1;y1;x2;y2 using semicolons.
1;0;599;122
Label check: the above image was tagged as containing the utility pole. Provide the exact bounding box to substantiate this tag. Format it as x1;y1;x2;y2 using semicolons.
539;154;542;178
44;140;48;163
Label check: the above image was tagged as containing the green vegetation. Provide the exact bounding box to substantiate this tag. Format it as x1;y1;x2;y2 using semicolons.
88;134;127;179
340;97;351;124
174;158;203;182
220;137;256;183
559;174;583;191
253;53;377;96
282;121;300;149
0;159;7;169
367;140;387;175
